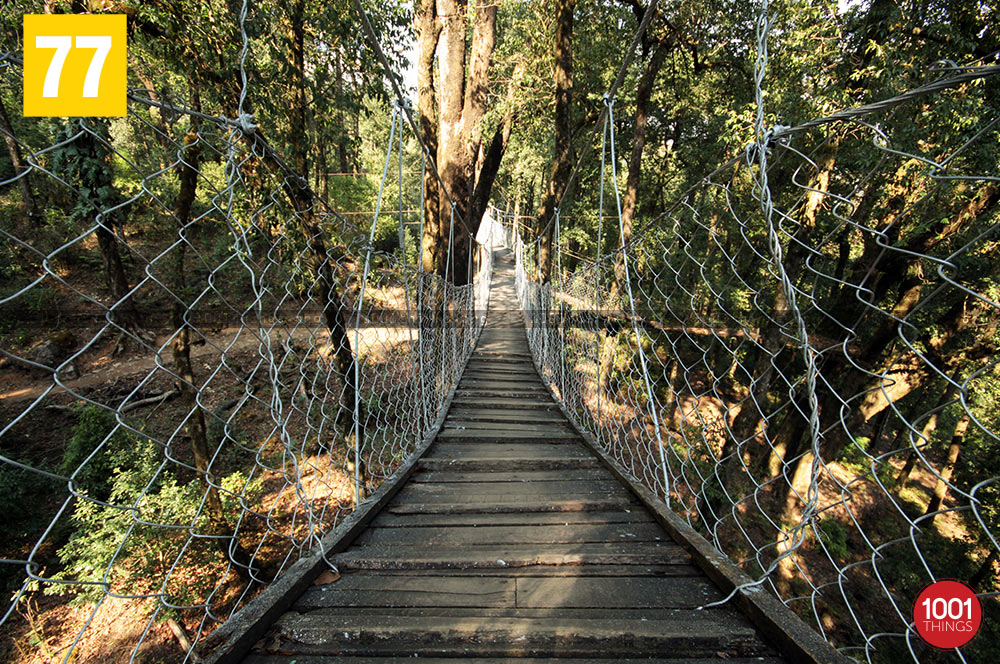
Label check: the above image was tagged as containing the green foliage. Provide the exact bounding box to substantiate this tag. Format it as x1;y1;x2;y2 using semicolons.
50;475;198;604
61;405;151;502
51;453;263;607
51;120;125;228
839;435;871;468
815;516;850;561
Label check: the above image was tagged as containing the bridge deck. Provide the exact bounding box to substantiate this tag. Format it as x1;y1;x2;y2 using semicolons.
242;250;786;662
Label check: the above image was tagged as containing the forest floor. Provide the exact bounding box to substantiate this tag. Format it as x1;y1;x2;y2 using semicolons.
0;311;364;664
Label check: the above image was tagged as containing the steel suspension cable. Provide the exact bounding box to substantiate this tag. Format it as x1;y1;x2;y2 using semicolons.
603;96;671;505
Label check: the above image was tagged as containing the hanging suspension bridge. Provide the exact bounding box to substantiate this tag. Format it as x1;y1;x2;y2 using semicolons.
1;1;999;663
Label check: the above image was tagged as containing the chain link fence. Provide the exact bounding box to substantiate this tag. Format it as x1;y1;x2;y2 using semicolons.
506;60;1000;663
0;47;492;663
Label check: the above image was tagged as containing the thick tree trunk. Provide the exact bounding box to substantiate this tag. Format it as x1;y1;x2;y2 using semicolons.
536;0;575;283
468;60;521;238
436;0;469;281
0;95;40;224
463;1;495;179
433;0;497;285
335;50;351;177
469;115;513;234
416;0;443;274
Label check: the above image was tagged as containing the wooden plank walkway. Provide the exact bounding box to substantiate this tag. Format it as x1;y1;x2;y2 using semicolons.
241;249;789;663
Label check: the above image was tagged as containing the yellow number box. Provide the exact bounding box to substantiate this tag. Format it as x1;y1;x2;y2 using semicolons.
23;14;127;117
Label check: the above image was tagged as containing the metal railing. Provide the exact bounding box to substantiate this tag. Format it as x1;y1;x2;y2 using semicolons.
0;48;492;663
504;59;1000;664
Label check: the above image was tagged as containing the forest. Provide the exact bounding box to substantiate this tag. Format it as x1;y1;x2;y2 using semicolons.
0;0;998;662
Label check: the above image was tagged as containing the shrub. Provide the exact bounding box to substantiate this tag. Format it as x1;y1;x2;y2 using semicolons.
60;405;142;501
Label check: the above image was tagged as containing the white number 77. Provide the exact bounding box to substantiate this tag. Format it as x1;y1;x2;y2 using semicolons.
35;35;113;98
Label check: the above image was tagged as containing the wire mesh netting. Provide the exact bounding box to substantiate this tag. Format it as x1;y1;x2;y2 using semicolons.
0;47;493;662
506;62;1000;662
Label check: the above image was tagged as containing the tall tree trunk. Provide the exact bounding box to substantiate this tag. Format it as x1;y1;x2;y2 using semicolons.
436;0;468;281
459;0;498;255
468;61;522;237
970;549;998;591
536;0;575;283
469;119;512;234
610;39;667;297
335;50;351;176
79;120;141;332
286;0;366;498
924;413;969;521
0;95;40;224
416;0;443;274
433;0;497;284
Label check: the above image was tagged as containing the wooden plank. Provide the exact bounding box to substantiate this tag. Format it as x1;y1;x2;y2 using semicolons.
386;497;637;514
370;510;654;528
447;404;561;414
455;388;550;397
354;522;667;546
330;542;691;569
260;612;770;658
457;381;548;389
461;369;539;378
472;349;534;357
336;564;703;578
446;411;565;423
424;443;592;460
464;363;538;373
450;398;562;409
443;422;572;435
455;389;554;398
514;576;722;609
435;431;579;443
293;575;721;611
443;411;568;424
467;368;539;380
397;480;623;497
410;469;616;483
261;605;752;620
557;397;854;664
294;576;516;609
458;380;549;389
460;375;540;384
416;457;600;471
471;354;536;363
440;427;574;439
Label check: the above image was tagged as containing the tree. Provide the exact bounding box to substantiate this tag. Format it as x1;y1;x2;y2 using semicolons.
0;94;40;224
535;0;575;283
55;119;141;332
416;0;506;283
